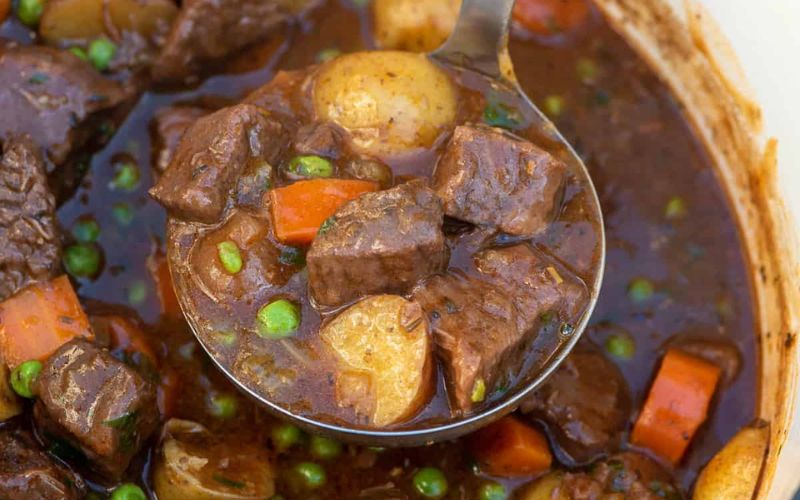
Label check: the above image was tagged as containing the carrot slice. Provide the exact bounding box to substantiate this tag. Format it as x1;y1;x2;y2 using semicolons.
470;415;552;477
147;251;181;319
631;348;722;464
0;276;93;368
269;179;378;245
512;0;591;36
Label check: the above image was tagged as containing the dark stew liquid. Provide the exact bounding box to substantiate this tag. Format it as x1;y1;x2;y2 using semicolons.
0;0;756;498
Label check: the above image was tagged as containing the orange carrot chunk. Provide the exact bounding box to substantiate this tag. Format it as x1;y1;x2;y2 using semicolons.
147;251;182;319
269;179;378;246
0;276;93;368
631;348;722;464
513;0;591;36
470;415;553;477
0;0;10;23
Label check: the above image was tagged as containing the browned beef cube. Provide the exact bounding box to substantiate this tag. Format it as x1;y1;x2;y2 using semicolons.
413;273;523;413
520;346;631;465
307;181;447;307
152;0;316;84
150;104;285;224
473;244;588;329
151;105;209;175
293;121;347;159
0;45;127;167
432;124;566;236
34;339;158;479
414;244;588;413
0;430;85;499
0;137;61;301
559;452;680;500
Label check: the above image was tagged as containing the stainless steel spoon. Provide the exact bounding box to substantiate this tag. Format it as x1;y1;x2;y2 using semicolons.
174;0;605;446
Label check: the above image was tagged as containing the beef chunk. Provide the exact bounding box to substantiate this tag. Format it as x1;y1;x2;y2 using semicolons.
34;339;158;479
413;273;523;412
0;430;85;499
0;137;61;301
293;121;347;159
473;244;588;331
151;105;209;175
432;124;566;236
190;210;294;302
413;244;588;412
152;0;314;84
520;347;631;465
307;181;447;307
559;452;681;499
0;45;127;167
150;104;285;223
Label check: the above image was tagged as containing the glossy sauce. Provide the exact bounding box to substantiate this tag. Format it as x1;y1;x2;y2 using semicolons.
0;0;757;496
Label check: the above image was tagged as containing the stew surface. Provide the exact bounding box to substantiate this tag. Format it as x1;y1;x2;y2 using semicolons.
0;0;757;498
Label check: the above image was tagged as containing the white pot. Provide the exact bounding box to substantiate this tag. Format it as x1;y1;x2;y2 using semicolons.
593;0;800;497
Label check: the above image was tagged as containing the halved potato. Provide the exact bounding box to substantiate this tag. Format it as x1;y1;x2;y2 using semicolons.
373;0;461;52
692;420;769;500
0;359;23;422
39;0;177;45
320;295;433;427
312;51;457;158
153;419;275;500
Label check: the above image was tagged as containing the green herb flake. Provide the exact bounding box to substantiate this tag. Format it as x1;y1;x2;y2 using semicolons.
279;247;306;266
212;474;246;489
27;72;49;85
128;280;147;305
112;203;134;226
103;411;139;452
316;48;343;63
543;95;565;117
318;217;336;235
664;196;687;219
576;57;599;84
483;102;522;130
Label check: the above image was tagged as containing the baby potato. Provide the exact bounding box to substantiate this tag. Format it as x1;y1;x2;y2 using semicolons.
693;421;769;500
154;419;275;500
312;51;458;158
321;295;433;427
373;0;461;52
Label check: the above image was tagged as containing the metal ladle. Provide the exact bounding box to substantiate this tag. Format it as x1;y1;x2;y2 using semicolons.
176;0;605;446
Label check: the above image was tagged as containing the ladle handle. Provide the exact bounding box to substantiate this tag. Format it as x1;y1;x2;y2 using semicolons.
431;0;516;78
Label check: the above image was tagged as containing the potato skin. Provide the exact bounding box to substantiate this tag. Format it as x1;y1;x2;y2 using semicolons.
693;421;769;500
312;51;457;158
373;0;461;52
321;295;433;427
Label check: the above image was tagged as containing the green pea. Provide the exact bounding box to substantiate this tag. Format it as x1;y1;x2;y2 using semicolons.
16;0;44;26
483;102;521;130
543;95;565;117
88;38;117;72
69;47;89;61
124;281;146;306
310;435;342;460
112;203;134;226
288;155;333;179
664;196;687;219
470;378;486;403
412;468;448;499
478;482;508;500
272;423;303;452
10;360;43;398
110;483;146;500
217;241;243;274
294;462;326;489
576;57;598;84
63;244;101;278
208;393;238;419
605;334;636;360
257;299;300;339
110;163;140;191
316;48;342;63
72;218;101;244
627;278;655;303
